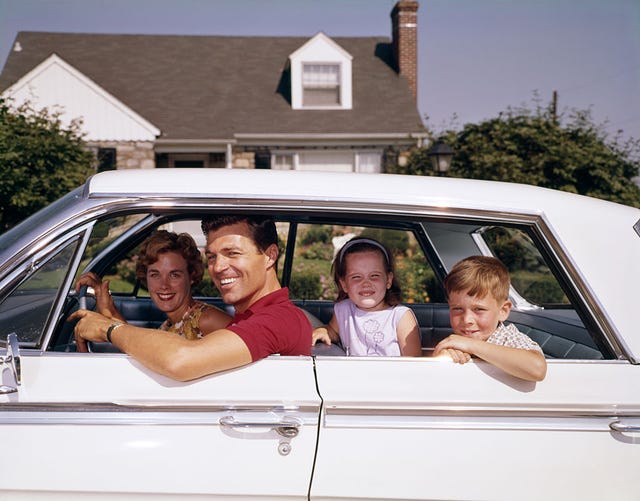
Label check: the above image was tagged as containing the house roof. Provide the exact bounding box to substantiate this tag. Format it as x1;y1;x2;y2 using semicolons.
0;31;425;141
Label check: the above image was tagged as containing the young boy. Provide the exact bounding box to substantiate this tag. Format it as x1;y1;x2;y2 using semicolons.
433;256;547;381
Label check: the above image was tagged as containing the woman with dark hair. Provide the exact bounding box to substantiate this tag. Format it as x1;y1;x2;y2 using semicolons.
76;230;230;339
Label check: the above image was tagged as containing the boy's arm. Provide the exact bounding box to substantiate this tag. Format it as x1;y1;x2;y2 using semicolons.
433;334;547;382
468;339;547;381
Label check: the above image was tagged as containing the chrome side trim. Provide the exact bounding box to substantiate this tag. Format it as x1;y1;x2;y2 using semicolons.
0;403;320;426
323;406;640;432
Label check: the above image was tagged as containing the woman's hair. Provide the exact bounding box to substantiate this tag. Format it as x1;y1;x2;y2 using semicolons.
444;255;510;302
135;230;204;286
332;237;402;305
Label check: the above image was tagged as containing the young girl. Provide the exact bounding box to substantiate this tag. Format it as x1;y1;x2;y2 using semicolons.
312;237;422;356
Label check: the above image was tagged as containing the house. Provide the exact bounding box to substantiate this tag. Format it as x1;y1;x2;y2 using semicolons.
0;0;425;173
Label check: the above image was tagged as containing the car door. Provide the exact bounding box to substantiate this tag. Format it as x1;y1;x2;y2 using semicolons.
1;353;319;499
0;227;320;500
310;357;640;501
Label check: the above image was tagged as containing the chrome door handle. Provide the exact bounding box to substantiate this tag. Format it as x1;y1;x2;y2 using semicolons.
219;415;302;438
609;420;640;432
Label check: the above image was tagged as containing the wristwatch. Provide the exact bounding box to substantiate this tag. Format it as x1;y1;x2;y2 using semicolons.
106;322;124;343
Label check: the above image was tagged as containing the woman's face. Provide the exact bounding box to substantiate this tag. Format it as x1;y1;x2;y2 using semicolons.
146;251;193;321
339;250;392;311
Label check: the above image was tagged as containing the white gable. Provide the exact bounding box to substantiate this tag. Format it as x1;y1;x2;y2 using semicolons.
2;54;160;141
289;32;353;110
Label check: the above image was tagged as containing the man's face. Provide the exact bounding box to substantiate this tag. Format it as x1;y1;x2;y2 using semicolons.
204;222;275;313
448;289;511;341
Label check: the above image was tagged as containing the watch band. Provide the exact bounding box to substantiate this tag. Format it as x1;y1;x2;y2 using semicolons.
106;322;124;343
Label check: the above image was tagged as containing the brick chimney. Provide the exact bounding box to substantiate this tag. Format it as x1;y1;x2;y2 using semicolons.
391;0;419;103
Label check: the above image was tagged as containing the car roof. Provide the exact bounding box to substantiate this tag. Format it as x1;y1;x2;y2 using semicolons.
87;168;628;214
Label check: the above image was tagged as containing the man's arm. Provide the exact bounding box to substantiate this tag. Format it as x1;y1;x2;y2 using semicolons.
70;310;252;381
433;334;547;382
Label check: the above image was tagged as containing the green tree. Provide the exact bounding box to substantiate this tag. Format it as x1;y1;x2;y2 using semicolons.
0;98;95;231
400;99;640;207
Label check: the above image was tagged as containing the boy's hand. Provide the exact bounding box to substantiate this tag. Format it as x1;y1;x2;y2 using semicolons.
433;334;474;363
434;347;472;364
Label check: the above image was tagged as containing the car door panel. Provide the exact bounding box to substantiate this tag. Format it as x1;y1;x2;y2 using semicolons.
311;357;640;501
0;354;319;499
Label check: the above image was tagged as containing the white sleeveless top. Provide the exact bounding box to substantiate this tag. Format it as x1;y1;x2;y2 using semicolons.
334;299;412;356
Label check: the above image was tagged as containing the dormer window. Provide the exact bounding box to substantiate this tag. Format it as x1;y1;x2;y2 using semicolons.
302;63;340;106
289;33;352;110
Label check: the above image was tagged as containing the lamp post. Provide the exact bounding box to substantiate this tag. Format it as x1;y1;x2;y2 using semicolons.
427;141;454;176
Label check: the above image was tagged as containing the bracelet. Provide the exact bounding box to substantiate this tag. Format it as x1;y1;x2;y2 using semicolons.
106;322;124;343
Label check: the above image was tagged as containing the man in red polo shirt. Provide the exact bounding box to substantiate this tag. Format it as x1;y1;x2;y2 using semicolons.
72;215;311;381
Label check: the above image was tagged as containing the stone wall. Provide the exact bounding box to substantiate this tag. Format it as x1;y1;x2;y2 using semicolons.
91;141;155;170
117;141;155;169
232;150;255;169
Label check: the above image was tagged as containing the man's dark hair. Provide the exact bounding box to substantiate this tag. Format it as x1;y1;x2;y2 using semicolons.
201;215;278;253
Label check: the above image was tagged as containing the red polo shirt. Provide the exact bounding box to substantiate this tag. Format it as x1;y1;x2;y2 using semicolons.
226;287;312;361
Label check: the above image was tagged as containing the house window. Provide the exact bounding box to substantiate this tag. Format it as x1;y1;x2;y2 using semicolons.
168;154;209;169
298;151;354;172
97;148;117;172
356;152;382;173
302;64;340;106
272;154;294;170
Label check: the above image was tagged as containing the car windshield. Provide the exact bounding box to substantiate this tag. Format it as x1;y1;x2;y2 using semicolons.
0;186;84;254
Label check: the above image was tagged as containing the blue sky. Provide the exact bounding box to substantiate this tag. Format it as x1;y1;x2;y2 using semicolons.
1;0;639;141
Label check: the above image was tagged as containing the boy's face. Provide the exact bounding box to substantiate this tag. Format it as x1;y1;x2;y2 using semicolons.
448;288;511;341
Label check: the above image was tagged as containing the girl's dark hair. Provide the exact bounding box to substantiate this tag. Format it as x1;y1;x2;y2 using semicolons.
135;230;204;286
332;237;402;305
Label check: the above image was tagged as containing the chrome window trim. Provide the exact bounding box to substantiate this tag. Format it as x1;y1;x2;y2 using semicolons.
0;195;627;361
39;225;94;350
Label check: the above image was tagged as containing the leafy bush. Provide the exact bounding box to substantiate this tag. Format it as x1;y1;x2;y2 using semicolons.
301;241;333;261
360;228;409;255
0;98;95;231
300;225;333;246
289;269;323;300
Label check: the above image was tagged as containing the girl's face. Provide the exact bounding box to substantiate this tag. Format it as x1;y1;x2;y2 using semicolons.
339;250;392;311
448;288;511;341
146;251;193;322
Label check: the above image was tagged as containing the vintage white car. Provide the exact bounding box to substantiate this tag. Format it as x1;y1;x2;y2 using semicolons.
1;169;639;500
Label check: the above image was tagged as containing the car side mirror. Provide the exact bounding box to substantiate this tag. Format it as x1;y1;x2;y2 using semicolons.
0;333;21;394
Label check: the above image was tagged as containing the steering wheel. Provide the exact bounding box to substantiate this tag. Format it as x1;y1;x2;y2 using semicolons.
77;284;90;310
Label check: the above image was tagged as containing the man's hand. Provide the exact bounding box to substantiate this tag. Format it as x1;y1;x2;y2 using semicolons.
68;309;115;353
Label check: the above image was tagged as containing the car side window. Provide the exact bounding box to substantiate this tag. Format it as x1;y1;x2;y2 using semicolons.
288;224;442;303
0;238;79;346
97;219;219;298
481;226;568;305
